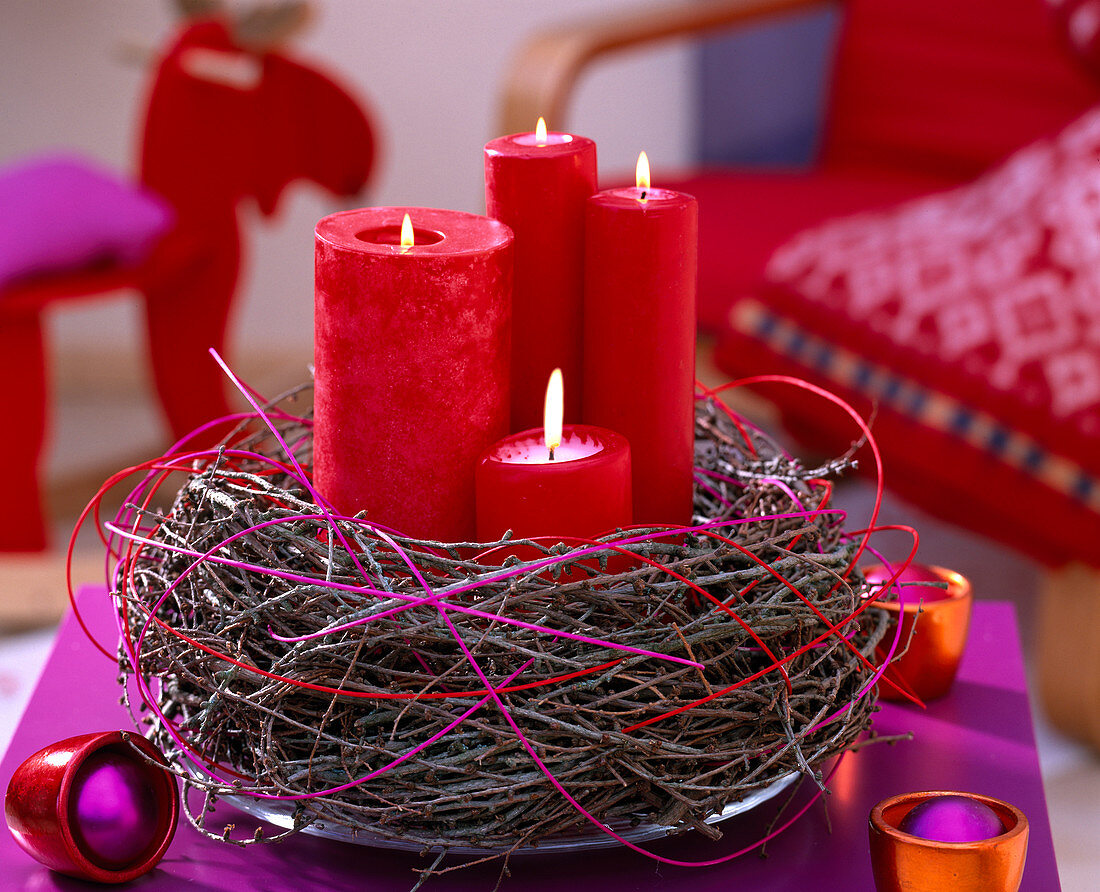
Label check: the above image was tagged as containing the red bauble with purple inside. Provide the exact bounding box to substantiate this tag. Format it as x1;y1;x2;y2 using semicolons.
4;730;179;883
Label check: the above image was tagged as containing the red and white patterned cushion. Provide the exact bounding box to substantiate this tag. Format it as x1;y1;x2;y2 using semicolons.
769;106;1100;430
718;105;1100;565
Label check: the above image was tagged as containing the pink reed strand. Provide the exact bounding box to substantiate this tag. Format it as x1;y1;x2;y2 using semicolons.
104;517;704;671
270;513;839;642
106;415;876;715
121;585;535;799
109;468;536;795
434;583;846;865
694;381;794;460
207;349;383;593
692;473;734;508
694;466;747;489
714;374;884;578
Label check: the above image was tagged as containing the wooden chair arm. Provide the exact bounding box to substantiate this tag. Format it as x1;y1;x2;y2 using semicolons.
497;0;836;137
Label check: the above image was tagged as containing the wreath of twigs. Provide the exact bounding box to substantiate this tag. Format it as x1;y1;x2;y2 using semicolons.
87;381;896;870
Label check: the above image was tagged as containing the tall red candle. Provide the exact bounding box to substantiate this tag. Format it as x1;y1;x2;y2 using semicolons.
314;207;513;541
582;154;698;526
485;120;597;430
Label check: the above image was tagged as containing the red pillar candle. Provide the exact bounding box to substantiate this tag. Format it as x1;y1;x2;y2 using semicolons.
476;369;631;541
314;207;513;541
485;119;597;431
582;153;698;526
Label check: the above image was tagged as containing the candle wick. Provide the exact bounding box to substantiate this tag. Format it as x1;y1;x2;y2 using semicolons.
639;189;647;201
548;445;556;461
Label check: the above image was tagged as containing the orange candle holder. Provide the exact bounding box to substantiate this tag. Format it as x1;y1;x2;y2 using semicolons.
866;564;973;702
869;791;1029;892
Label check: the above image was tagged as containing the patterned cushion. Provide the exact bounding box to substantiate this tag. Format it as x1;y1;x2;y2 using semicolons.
672;169;951;332
717;105;1100;565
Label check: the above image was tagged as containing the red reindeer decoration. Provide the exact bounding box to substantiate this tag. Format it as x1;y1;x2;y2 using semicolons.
0;3;376;551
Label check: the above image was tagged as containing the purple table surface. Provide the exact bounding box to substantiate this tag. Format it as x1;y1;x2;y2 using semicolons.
1;589;1061;891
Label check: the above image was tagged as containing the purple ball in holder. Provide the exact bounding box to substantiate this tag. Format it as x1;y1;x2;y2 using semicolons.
5;730;179;883
871;791;1029;892
70;748;165;868
899;793;1007;843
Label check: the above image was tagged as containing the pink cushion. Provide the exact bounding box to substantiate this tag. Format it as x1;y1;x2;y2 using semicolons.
716;105;1100;566
0;156;172;292
665;169;953;332
823;0;1100;180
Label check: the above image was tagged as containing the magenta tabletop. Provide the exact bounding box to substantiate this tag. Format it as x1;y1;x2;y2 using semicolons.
1;589;1061;890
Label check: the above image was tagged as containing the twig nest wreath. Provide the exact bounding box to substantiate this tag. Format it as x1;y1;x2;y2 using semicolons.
104;387;886;856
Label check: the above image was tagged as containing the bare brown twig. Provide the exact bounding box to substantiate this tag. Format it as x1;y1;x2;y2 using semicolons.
113;393;885;868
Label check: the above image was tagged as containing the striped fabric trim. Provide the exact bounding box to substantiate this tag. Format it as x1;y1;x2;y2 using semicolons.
730;300;1100;515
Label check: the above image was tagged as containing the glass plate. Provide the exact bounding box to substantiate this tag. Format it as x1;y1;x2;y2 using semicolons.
221;772;798;855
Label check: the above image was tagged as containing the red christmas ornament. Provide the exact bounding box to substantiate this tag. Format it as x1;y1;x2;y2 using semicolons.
5;730;179;883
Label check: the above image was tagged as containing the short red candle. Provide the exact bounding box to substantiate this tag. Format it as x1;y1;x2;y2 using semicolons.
314;207;513;541
475;425;631;542
485;125;597;431
582;160;698;526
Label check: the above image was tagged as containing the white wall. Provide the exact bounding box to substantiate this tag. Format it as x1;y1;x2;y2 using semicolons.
0;0;695;377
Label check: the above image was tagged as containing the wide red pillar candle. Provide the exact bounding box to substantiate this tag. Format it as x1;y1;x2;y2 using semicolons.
314;207;513;541
484;123;597;430
582;157;698;526
476;425;631;542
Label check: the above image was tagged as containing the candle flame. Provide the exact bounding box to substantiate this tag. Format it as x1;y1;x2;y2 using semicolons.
535;116;548;145
544;368;563;458
400;213;414;248
636;151;651;192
